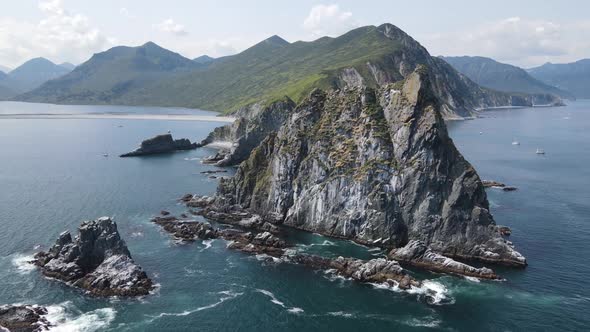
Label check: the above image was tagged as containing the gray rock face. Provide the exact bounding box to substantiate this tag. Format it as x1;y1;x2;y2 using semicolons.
389;240;499;279
33;217;153;297
0;305;50;332
120;134;197;157
197;98;296;166
216;68;526;267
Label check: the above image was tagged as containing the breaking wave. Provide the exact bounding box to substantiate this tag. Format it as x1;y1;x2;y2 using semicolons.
45;302;116;332
255;289;304;314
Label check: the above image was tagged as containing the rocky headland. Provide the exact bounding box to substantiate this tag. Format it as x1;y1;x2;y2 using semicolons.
33;217;153;297
120;133;197;157
0;305;50;332
209;68;526;268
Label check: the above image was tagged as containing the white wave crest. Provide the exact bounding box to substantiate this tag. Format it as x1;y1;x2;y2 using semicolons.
255;289;303;314
149;291;242;320
45;302;116;332
11;254;36;274
327;311;355;318
407;280;454;305
200;239;215;252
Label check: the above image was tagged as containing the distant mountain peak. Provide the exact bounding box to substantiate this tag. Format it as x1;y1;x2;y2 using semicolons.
193;55;215;64
262;35;289;46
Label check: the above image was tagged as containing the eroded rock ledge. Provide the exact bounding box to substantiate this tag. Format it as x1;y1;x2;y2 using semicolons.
0;305;50;332
172;195;503;280
120;133;197;157
33;217;153;297
151;212;421;290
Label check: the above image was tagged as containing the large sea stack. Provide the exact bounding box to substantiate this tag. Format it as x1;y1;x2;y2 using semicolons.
214;68;526;267
33;217;153;297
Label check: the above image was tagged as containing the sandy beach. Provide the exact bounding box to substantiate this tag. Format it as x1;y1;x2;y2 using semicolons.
0;113;236;123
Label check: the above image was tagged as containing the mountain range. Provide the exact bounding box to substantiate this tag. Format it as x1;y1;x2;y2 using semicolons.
441;56;573;100
528;59;590;99
17;24;562;119
0;58;73;99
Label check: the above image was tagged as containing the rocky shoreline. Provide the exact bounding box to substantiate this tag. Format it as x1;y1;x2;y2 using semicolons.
33;217;153;297
151;210;422;290
164;194;506;282
0;305;50;332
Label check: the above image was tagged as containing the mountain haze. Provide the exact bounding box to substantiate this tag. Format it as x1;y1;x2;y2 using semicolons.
19;24;560;118
441;56;572;99
528;59;590;99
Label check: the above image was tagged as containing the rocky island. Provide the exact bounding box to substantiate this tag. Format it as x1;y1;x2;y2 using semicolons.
33;217;153;297
189;66;525;281
120;133;197;157
0;305;51;332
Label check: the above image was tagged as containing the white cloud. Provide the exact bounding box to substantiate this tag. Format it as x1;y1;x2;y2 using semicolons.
303;4;357;38
154;18;188;36
119;8;135;19
0;0;113;67
422;17;590;67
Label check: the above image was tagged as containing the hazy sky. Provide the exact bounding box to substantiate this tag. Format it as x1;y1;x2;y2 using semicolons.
1;0;589;69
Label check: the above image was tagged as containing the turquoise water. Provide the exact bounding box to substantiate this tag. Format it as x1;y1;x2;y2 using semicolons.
0;101;588;331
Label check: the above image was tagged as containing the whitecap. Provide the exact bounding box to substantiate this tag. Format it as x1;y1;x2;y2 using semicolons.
255;289;303;313
11;254;36;274
200;239;215;252
407;280;454;305
287;307;304;314
464;276;481;283
148;290;243;320
45;303;116;332
402;316;442;328
327;311;355;318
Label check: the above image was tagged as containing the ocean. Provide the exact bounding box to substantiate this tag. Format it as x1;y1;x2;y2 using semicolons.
0;101;588;331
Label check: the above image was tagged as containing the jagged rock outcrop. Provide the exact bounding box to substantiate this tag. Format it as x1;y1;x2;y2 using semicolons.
388;240;499;279
151;213;421;289
33;217;153;297
216;68;526;268
0;305;50;332
197;98;296;166
120;134;197;157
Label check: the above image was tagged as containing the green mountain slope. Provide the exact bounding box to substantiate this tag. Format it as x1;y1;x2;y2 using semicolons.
528;59;590;99
9;57;72;92
19;24;557;117
441;56;572;99
18;42;199;104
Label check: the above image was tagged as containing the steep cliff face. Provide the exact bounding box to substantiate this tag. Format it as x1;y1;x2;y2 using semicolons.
217;68;525;267
198;98;296;166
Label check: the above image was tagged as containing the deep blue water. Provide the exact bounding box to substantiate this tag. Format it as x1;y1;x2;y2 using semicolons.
0;101;588;331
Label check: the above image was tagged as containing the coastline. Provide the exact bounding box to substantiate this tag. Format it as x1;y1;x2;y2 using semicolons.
0;113;236;123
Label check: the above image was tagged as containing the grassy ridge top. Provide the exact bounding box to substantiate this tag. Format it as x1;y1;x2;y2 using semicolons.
20;25;406;113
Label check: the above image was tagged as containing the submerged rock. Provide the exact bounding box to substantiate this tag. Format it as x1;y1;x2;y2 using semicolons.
0;305;50;332
389;240;499;279
482;180;517;191
215;68;526;268
120;134;197;157
33;217;153;297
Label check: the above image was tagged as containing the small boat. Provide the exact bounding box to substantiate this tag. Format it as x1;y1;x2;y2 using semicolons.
479;131;483;135
167;130;171;133
535;148;545;155
117;125;123;128
103;153;109;157
512;140;520;145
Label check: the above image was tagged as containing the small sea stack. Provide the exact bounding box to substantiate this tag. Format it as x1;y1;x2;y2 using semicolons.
33;217;153;297
120;133;197;157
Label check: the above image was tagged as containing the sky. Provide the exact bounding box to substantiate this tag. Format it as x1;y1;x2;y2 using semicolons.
1;0;589;70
